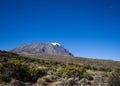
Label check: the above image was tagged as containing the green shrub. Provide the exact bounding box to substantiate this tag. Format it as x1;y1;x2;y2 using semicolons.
68;62;74;66
54;68;64;77
107;68;120;86
0;64;3;72
9;60;31;82
101;72;108;77
0;59;47;83
0;74;11;83
83;72;93;80
10;60;46;82
29;66;46;83
54;66;86;78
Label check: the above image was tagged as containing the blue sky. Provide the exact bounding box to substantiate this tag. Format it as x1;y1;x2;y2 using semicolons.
0;0;120;61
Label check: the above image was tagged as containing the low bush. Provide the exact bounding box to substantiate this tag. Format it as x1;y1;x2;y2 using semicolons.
0;74;11;83
0;59;46;83
30;66;46;83
54;66;86;78
83;72;93;80
107;68;120;86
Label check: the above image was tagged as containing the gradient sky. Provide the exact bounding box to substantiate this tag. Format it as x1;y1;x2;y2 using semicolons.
0;0;120;61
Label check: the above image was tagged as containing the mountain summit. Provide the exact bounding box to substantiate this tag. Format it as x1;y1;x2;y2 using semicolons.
10;43;73;56
51;42;61;46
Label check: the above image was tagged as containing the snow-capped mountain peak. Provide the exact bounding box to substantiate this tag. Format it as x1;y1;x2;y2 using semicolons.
10;42;73;56
51;42;61;46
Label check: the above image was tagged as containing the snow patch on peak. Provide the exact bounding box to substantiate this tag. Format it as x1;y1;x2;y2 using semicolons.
51;42;61;46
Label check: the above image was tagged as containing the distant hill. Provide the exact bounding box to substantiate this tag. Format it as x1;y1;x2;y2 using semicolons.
10;42;73;56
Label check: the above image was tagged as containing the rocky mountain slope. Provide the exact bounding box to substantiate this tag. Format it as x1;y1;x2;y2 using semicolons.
10;43;73;56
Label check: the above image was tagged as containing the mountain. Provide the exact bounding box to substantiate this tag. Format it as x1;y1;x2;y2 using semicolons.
10;42;73;56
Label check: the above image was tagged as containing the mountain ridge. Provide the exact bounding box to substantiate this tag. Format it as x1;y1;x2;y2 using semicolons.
10;42;73;56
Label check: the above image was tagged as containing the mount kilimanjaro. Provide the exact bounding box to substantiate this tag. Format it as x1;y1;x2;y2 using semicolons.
10;42;73;56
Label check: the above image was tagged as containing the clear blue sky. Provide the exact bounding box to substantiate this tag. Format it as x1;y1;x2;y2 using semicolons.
0;0;120;61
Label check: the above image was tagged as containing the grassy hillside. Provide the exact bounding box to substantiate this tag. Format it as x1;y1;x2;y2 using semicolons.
23;54;120;72
0;50;120;86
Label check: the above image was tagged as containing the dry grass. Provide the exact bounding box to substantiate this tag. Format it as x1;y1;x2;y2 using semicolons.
22;54;120;71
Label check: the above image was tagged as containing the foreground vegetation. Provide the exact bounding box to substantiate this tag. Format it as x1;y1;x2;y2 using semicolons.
0;50;120;86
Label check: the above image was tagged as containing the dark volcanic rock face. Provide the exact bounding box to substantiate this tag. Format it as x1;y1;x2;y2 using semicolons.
10;43;73;56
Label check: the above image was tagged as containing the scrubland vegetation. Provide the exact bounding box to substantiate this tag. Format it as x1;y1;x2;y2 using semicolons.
0;50;120;86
